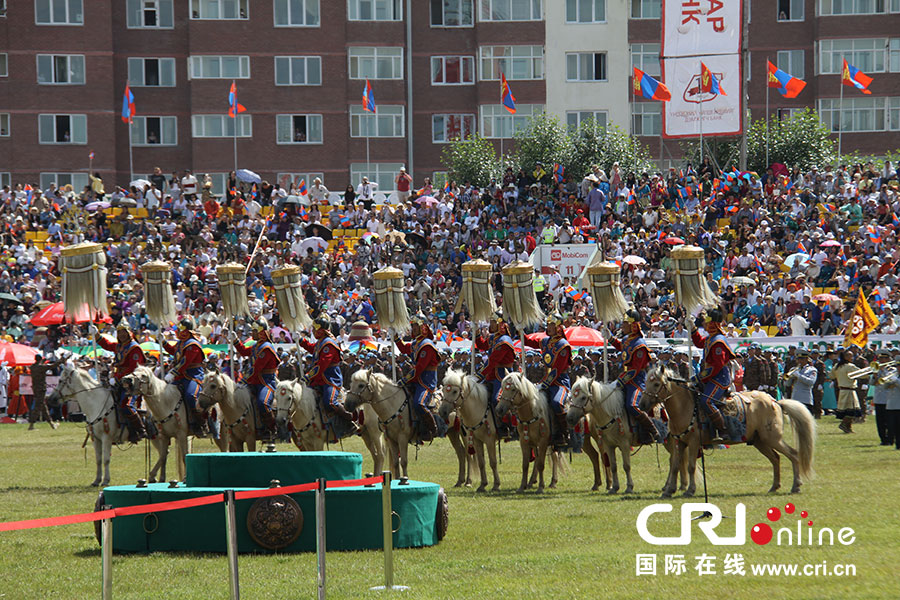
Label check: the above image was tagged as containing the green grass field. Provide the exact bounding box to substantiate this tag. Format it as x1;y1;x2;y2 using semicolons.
0;417;896;599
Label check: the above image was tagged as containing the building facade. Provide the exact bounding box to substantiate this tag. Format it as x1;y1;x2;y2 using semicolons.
0;0;898;195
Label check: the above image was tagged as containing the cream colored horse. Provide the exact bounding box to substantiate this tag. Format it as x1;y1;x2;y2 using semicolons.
198;371;262;452
123;366;192;483
495;372;565;493
274;379;386;474
439;369;500;492
642;365;816;497
568;376;688;494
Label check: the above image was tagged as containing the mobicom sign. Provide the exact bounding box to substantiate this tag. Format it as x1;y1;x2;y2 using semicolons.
542;245;595;278
636;503;856;547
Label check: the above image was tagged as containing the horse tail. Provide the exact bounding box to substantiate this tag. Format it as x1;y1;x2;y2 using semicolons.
779;399;816;481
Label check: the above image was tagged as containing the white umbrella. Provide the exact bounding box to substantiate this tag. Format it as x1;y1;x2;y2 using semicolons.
784;252;810;268
299;237;328;255
130;179;151;189
622;255;647;265
236;169;261;184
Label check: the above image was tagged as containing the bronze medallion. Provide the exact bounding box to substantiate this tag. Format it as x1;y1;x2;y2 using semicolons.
434;487;449;542
247;495;303;550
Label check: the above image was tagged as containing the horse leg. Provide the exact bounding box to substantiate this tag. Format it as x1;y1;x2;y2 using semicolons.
398;438;409;479
517;442;530;493
91;436;103;487
582;433;602;491
388;438;401;478
447;428;468;487
772;437;803;494
101;436;113;487
755;441;782;493
606;443;620;494
486;436;500;491
661;441;679;498
361;426;385;477
534;443;547;493
177;434;189;482
684;440;699;497
155;438;169;483
474;438;488;493
622;444;634;494
678;443;689;491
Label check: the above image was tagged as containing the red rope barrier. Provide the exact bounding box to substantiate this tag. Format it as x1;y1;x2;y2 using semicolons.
0;474;388;532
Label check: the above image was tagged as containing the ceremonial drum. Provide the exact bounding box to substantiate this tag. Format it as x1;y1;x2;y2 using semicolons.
141;261;177;326
60;242;107;320
373;266;409;334
271;265;312;331
217;263;251;320
586;262;629;324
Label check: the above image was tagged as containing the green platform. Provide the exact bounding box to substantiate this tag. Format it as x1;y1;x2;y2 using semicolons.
100;452;444;554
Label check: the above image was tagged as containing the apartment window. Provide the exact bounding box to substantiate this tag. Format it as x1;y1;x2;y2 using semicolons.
819;0;895;15
431;56;475;85
631;43;660;77
278;173;325;190
431;0;474;25
776;50;804;79
632;102;661;135
890;38;900;72
351;163;403;192
191;115;252;137
191;0;248;19
131;116;177;146
479;103;543;138
432;114;476;143
0;54;6;77
819;97;900;132
276;114;324;143
36;54;85;84
40;173;89;191
566;111;608;132
350;105;404;137
35;0;83;24
819;39;887;74
126;0;174;28
0;174;10;189
479;45;544;80
777;0;804;20
274;56;322;85
479;0;541;21
128;58;176;87
203;173;228;196
349;0;402;20
566;0;605;22
777;108;801;120
630;0;660;19
274;0;320;26
39;114;87;144
0;113;9;136
348;47;403;80
189;55;250;79
567;52;607;81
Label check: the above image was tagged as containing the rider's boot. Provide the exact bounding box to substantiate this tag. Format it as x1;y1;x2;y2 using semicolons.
552;412;569;449
635;409;665;443
125;410;147;443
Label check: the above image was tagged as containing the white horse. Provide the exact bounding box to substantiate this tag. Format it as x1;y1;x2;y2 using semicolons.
55;365;162;487
439;370;500;492
567;376;688;494
274;379;386;474
198;371;261;452
495;372;565;493
345;370;443;479
122;366;192;483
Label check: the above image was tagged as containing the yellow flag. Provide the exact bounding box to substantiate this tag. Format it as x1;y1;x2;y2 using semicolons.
843;290;879;348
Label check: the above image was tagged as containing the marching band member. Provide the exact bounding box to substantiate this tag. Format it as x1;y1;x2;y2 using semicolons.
690;308;735;441
396;313;440;442
298;316;357;437
233;317;279;435
163;317;207;436
610;309;664;442
785;350;817;415
525;312;571;448
94;322;146;441
475;311;516;437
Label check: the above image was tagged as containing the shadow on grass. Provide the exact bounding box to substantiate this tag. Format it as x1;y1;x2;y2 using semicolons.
0;485;100;494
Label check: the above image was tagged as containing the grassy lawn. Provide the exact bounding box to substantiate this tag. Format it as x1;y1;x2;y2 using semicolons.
0;417;896;599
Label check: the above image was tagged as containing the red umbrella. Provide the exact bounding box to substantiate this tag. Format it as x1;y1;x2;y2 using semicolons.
564;326;605;347
820;240;841;248
0;342;39;366
525;332;548;343
29;302;112;326
663;237;686;245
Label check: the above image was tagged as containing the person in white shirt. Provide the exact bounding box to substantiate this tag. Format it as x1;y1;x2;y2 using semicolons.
356;177;377;201
309;178;328;204
790;312;809;336
181;170;198;198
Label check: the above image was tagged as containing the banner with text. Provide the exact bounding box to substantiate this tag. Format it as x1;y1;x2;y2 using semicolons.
662;0;742;57
662;54;742;138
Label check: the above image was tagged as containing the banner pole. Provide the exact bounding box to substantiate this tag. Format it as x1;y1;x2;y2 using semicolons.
838;76;844;159
101;505;112;600
765;72;770;170
698;62;704;167
224;489;240;600
316;478;327;600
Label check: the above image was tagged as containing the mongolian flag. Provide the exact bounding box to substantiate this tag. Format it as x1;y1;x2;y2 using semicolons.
442;181;454;198
121;85;135;123
89;150;95;160
626;188;636;205
843;290;879;348
871;291;886;310
297;179;308;195
892;212;900;227
23;184;33;203
633;67;671;101
500;73;516;114
867;225;882;244
766;60;806;98
362;79;376;112
228;81;246;118
553;163;565;183
700;62;726;96
796;240;807;254
842;59;873;95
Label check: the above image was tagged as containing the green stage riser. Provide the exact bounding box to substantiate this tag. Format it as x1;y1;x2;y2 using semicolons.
185;451;363;488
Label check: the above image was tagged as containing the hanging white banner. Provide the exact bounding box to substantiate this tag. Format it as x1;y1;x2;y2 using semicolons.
662;54;742;138
662;0;742;58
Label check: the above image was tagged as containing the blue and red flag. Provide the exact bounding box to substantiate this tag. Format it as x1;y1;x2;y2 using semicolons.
553;163;565;183
23;184;33;203
633;67;671;101
89;150;95;160
121;85;135;123
867;225;882;244
362;79;376;113
298;179;308;195
766;60;806;99
754;255;765;274
500;73;516;114
228;80;246;118
871;291;885;310
892;213;900;227
842;59;873;95
700;62;726;96
442;181;454;198
796;241;807;254
626;188;636;205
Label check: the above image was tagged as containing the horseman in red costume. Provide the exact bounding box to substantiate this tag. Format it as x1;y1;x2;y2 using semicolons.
93;322;147;442
524;312;570;448
474;311;516;438
298;316;357;438
163;317;207;436
233;317;279;436
691;307;736;441
610;309;664;443
396;313;441;442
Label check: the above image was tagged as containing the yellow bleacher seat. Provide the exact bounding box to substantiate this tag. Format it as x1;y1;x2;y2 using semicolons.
717;218;731;228
765;326;780;337
320;205;333;215
356;228;367;238
333;229;345;238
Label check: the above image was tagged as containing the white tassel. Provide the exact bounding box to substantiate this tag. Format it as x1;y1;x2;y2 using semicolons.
670;245;720;315
501;261;544;329
586;262;629;324
60;242;107;319
141;261;177;327
373;267;410;335
217;263;250;320
456;260;496;323
272;265;313;332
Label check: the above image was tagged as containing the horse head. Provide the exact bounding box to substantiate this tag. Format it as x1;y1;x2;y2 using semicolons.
567;376;595;427
274;379;306;430
438;369;465;422
344;369;373;412
642;365;670;412
497;372;527;419
123;367;153;397
198;370;227;410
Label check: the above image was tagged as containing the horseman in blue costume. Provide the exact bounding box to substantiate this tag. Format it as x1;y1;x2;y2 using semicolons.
396;313;440;442
524;312;571;448
610;309;664;442
474;311;516;437
93;322;147;442
298;316;357;437
233;317;280;436
691;307;736;441
163;317;208;436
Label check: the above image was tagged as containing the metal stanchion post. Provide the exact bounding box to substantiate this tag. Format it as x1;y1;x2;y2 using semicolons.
370;471;408;591
101;505;112;600
316;478;326;600
224;489;240;600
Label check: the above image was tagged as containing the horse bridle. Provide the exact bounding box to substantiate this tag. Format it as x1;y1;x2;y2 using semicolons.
571;385;617;432
277;383;316;435
56;370;113;426
502;381;540;427
643;375;695;440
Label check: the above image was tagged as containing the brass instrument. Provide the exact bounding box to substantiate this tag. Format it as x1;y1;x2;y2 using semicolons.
848;360;898;381
877;366;898;386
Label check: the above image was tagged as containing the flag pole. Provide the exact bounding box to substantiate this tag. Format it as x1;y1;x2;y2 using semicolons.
233;114;238;177
128;121;134;184
698;62;704;166
838;72;844;160
765;63;770;169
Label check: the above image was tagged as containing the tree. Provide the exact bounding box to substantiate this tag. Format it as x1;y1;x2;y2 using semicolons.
746;108;836;172
440;134;499;187
512;113;571;176
569;120;653;180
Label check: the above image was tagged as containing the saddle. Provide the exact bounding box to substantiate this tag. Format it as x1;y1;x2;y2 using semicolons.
694;391;749;443
624;411;669;446
404;389;448;445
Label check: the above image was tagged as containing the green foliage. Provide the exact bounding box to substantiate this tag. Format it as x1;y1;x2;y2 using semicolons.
440;134;499;187
512;113;572;176
746;108;836;172
679;137;741;171
567;120;654;180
